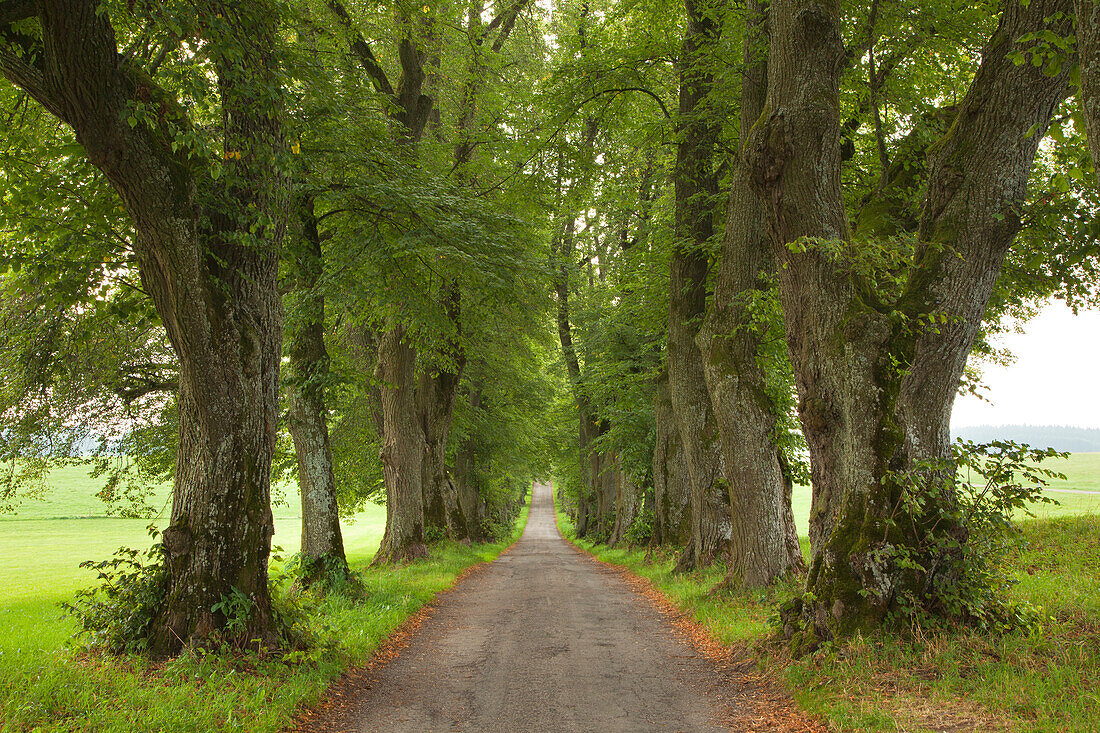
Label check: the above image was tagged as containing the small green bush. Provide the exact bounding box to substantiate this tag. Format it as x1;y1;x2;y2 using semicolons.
61;536;166;654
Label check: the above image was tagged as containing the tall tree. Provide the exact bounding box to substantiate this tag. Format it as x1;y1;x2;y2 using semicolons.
746;0;1073;645
696;0;804;588
285;195;347;582
0;1;290;653
667;0;731;570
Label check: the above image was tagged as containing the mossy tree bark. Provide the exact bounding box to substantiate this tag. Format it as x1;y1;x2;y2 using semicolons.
452;379;487;542
652;368;693;546
0;1;289;655
747;0;1072;646
696;0;804;589
1076;0;1100;182
286;197;348;584
607;454;640;547
374;324;429;563
668;0;731;572
418;289;469;541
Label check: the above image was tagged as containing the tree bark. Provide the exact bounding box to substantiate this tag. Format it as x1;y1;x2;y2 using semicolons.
607;454;640;547
452;380;486;542
746;0;1072;645
1077;0;1100;181
374;323;429;563
286;197;347;583
0;2;289;655
652;368;692;545
668;0;730;572
418;301;469;542
696;0;804;589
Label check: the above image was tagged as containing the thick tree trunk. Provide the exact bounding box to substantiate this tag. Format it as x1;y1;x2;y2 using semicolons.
374;324;429;563
419;361;469;541
652;369;692;546
748;0;1071;645
696;0;803;588
286;198;347;583
0;2;290;654
417;282;469;541
669;0;730;572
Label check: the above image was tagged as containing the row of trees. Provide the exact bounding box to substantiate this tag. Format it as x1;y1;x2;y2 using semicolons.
3;0;1100;658
546;0;1100;648
0;0;556;655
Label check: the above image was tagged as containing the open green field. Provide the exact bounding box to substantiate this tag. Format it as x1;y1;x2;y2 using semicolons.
0;464;388;656
786;451;1100;538
0;463;530;732
0;463;390;732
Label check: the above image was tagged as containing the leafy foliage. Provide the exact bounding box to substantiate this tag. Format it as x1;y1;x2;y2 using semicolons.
880;440;1068;631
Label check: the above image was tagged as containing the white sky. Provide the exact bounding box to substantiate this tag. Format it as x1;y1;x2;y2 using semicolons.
951;301;1100;429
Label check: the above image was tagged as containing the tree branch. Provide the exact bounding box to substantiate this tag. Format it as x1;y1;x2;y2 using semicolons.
484;0;530;52
577;86;672;120
325;0;395;97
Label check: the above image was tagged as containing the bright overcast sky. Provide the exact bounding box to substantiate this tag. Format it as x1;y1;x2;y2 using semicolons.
951;301;1100;429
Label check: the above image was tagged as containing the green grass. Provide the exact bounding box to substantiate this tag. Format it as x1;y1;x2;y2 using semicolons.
0;466;531;732
786;516;1100;732
557;458;1100;733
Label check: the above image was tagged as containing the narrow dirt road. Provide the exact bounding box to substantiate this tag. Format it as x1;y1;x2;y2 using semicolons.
305;483;757;732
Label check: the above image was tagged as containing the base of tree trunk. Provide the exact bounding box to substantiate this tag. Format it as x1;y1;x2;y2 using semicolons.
147;598;281;658
372;539;431;565
298;551;353;591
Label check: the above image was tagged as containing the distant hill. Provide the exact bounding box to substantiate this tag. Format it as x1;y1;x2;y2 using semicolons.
952;425;1100;453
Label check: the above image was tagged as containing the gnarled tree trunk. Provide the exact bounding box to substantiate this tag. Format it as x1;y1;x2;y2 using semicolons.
374;324;429;563
668;0;730;572
748;0;1072;646
696;0;803;589
0;2;290;655
419;354;469;541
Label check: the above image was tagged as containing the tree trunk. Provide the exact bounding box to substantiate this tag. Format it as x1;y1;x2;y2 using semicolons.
747;0;1072;645
669;0;730;572
696;0;803;589
652;368;692;545
0;2;290;654
419;355;469;541
286;197;347;583
1077;0;1100;181
374;324;429;563
552;201;606;537
457;379;486;540
608;456;640;547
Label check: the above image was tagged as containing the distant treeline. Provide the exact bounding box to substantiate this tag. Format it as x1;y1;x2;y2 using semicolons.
953;425;1100;453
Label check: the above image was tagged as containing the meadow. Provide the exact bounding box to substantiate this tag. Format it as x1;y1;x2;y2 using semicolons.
0;464;529;732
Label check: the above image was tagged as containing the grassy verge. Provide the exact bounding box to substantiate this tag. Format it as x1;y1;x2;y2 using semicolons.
553;492;1099;732
0;492;530;733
